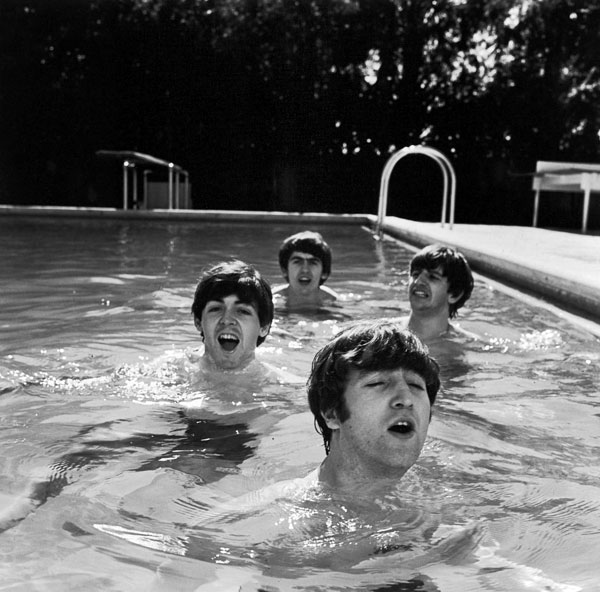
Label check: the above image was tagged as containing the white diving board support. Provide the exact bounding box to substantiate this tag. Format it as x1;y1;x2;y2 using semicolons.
376;145;456;235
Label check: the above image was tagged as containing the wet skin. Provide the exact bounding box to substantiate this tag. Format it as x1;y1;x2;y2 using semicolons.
408;266;458;317
197;294;269;371
321;367;431;485
285;251;327;299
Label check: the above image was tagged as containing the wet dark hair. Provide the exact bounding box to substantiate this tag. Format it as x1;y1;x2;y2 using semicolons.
278;231;332;284
307;320;440;454
409;244;474;318
191;260;273;346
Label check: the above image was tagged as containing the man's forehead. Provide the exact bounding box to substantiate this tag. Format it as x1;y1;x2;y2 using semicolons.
206;294;255;305
290;251;320;261
413;263;446;275
350;366;424;379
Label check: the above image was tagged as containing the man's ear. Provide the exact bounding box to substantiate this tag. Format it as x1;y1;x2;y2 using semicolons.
448;290;462;304
193;317;204;338
320;272;329;284
321;408;341;430
259;324;271;338
280;266;289;281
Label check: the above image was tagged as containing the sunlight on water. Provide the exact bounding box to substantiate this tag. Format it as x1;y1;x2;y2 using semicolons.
0;217;598;591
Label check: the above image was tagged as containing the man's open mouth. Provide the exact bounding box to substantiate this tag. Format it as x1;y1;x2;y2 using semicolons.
218;333;240;352
298;276;312;285
411;287;429;298
388;420;415;435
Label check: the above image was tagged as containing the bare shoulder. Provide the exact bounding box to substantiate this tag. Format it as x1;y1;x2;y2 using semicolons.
261;360;305;384
383;315;410;328
320;285;339;301
448;322;481;341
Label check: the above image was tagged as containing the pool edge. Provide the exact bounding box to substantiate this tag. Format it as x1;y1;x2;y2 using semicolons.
0;205;372;226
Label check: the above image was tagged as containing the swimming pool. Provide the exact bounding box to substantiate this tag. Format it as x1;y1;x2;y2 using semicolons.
1;216;599;591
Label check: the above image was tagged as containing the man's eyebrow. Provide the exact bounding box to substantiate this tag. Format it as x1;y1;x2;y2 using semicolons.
234;298;258;308
421;267;445;276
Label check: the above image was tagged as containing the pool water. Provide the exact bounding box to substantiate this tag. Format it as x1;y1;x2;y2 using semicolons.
0;217;599;592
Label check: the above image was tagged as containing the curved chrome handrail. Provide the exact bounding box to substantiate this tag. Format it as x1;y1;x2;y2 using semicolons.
376;145;456;234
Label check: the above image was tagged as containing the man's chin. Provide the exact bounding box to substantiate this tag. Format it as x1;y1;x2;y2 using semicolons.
213;351;257;372
409;296;430;309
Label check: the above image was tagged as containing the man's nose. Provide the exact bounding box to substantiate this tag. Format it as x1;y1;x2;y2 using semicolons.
390;382;413;407
219;308;236;324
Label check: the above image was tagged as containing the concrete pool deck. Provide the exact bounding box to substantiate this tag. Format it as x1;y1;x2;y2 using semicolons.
374;216;600;325
1;205;599;327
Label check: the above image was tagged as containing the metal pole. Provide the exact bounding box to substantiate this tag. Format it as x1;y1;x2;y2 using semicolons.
168;164;174;209
122;161;129;210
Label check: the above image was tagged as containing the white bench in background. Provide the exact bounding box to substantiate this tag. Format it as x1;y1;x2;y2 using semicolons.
532;160;600;232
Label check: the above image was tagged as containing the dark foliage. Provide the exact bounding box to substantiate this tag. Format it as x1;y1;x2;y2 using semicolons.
1;0;599;227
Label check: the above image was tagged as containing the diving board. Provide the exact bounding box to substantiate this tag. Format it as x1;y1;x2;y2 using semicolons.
96;150;190;210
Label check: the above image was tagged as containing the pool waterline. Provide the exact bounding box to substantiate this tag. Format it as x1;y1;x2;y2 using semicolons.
2;204;599;329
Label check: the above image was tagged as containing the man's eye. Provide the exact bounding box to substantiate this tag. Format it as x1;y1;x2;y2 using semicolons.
408;381;425;390
365;381;384;387
238;308;253;315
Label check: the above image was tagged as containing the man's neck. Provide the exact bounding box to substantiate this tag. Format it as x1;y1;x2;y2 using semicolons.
285;288;324;309
199;351;258;375
318;453;409;499
407;311;451;343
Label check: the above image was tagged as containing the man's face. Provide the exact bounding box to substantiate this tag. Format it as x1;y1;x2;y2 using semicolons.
324;367;431;478
408;265;458;315
284;251;325;295
198;294;269;370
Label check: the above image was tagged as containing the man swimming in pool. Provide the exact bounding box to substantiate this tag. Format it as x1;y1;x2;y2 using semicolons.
403;244;474;343
273;230;338;309
307;320;440;494
190;259;274;373
0;261;286;532
153;321;576;591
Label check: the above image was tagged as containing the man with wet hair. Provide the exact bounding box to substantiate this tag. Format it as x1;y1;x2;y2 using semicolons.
191;259;274;371
3;261;280;532
273;230;338;309
405;244;474;343
131;261;280;481
307;320;440;492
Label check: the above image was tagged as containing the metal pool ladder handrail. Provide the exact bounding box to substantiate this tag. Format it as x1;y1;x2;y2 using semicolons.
376;145;456;234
